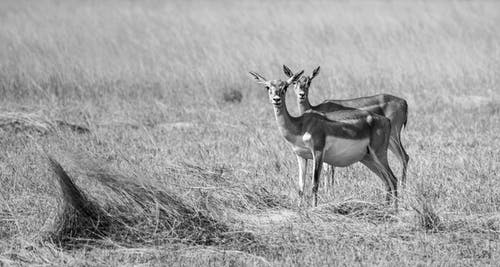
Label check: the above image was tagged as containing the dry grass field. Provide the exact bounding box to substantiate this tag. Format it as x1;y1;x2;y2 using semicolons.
1;0;500;265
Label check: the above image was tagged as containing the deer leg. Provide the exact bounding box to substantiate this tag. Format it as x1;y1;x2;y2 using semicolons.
395;129;409;189
296;155;307;199
367;146;398;208
389;133;409;190
386;103;410;190
312;150;324;207
328;165;335;192
361;156;392;202
365;119;399;210
322;163;334;194
361;154;398;211
322;163;329;193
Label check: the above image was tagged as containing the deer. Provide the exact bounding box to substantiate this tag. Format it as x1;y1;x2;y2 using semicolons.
283;65;409;190
249;70;398;209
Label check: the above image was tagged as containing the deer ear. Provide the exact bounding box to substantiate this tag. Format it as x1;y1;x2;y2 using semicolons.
282;65;293;78
249;71;267;84
287;70;304;85
311;66;320;80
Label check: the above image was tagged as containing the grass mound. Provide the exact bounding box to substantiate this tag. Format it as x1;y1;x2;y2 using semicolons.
46;155;254;248
0;111;90;134
0;112;55;134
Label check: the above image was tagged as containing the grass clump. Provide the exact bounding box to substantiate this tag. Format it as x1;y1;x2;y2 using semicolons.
412;182;444;232
0;112;54;134
222;89;243;103
0;111;90;135
46;154;254;248
414;199;443;232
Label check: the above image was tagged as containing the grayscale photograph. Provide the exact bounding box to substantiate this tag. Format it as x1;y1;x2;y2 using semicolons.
1;0;499;265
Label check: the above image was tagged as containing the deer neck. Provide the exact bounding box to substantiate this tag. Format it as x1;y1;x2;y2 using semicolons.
273;98;302;142
297;97;312;114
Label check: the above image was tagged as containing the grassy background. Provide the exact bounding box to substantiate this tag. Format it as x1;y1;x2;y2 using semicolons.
1;0;500;265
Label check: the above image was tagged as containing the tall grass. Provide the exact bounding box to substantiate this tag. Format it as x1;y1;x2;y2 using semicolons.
1;1;498;102
1;0;500;265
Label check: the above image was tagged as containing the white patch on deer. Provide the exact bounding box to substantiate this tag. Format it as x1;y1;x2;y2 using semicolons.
302;132;312;143
366;115;373;125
